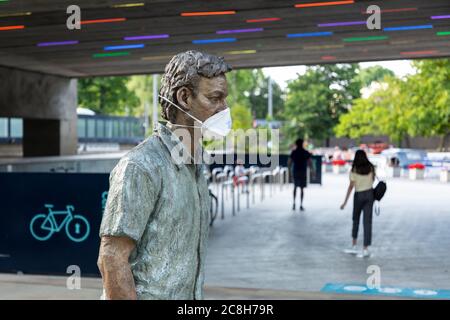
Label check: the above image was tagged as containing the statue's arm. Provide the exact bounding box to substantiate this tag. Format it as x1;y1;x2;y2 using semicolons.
97;235;137;300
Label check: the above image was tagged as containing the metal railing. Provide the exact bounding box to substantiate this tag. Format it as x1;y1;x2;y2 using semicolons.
209;165;289;226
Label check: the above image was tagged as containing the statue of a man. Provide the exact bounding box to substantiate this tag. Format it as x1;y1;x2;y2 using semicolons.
97;50;232;299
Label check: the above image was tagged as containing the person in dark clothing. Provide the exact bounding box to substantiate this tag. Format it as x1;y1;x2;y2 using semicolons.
288;138;312;211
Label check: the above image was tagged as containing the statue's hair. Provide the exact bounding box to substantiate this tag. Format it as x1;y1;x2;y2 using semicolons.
159;50;232;123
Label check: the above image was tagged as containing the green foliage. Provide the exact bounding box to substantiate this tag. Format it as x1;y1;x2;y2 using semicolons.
231;103;253;130
356;65;395;87
335;59;450;149
78;76;140;115
227;69;284;119
282;64;361;143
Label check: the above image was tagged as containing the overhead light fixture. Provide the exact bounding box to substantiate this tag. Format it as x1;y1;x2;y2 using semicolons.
343;36;388;42
224;50;256;55
217;28;263;34
104;44;145;50
37;41;79;47
431;15;450;20
192;38;236;44
124;34;169;41
93;52;130;58
81;18;126;25
304;44;344;50
390;40;415;45
295;1;354;8
246;17;280;23
400;50;438;56
384;25;433;31
0;12;32;18
181;11;236;17
318;21;366;27
287;32;333;38
111;3;144;8
0;25;25;31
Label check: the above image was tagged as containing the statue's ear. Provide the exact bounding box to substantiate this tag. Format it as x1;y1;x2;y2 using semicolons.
176;86;192;111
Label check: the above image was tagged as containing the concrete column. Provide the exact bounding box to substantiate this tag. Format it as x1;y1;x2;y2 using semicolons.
0;66;78;157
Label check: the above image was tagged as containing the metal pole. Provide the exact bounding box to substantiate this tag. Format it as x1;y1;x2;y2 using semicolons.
268;77;273;129
143;102;149;136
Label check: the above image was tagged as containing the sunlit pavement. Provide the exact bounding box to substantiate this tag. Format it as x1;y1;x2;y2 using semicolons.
205;174;450;295
0;173;449;299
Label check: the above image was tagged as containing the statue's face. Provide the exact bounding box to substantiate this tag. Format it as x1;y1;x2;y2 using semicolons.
189;74;228;123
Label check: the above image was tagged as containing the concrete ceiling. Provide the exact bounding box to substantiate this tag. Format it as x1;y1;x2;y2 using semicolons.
0;0;449;78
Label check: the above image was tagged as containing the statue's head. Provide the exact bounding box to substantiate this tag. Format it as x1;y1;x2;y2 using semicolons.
159;50;232;124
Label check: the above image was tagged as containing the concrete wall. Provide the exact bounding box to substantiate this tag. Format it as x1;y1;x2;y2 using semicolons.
0;66;77;120
0;66;78;156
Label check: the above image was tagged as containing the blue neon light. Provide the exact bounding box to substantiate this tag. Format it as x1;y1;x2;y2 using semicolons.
384;25;433;31
104;44;145;50
287;31;333;38
192;38;237;44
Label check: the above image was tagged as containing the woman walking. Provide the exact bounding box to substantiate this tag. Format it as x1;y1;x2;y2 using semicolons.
340;150;375;258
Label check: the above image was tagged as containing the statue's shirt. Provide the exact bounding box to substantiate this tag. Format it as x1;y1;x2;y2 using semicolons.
99;123;210;299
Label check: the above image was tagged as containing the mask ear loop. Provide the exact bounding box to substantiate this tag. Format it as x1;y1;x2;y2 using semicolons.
159;95;205;164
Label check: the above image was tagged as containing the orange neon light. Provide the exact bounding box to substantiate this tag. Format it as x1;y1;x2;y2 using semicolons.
181;11;236;17
80;18;126;25
0;25;25;31
295;1;354;8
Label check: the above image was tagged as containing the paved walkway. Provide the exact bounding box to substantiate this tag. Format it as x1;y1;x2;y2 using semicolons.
0;173;448;299
205;174;450;293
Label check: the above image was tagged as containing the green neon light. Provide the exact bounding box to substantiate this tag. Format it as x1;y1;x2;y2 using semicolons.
93;51;130;58
436;31;450;36
343;36;389;42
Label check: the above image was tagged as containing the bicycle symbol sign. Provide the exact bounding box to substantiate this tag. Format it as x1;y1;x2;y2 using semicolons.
29;204;90;242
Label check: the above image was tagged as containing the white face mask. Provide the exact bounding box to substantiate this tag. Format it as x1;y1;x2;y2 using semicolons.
159;95;232;139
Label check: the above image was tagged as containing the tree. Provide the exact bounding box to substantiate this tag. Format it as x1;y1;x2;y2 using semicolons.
227;69;284;119
335;59;450;150
78;76;140;115
282;64;361;144
356;65;395;87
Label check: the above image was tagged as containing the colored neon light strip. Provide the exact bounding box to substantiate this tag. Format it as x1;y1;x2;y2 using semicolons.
225;50;256;55
431;15;450;19
390;40;415;45
112;3;144;8
384;25;433;31
400;50;438;56
295;1;354;8
37;41;79;47
124;34;169;40
343;36;388;42
0;25;25;31
192;38;236;44
104;44;144;50
361;8;417;14
304;44;344;50
318;21;365;27
246;17;280;23
181;11;236;17
0;12;32;18
321;56;336;60
217;28;263;34
93;52;130;58
287;32;333;38
81;18;126;25
437;31;450;36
